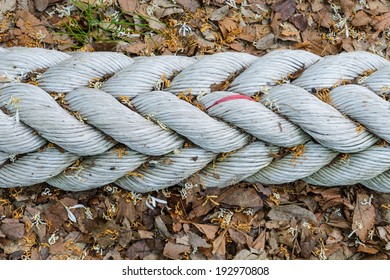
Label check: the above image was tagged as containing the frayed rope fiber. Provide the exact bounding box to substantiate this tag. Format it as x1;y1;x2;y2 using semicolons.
0;47;389;193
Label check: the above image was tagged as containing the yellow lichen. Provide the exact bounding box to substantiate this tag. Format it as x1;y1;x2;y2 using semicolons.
355;122;365;134
315;88;332;104
126;171;144;179
339;153;350;165
290;144;305;158
114;147;128;158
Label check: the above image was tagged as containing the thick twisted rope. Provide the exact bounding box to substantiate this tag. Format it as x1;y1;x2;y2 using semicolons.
0;47;389;193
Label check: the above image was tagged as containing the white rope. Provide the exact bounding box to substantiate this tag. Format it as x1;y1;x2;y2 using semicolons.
263;84;378;153
0;47;389;193
131;90;249;153
66;88;184;156
199;91;310;147
247;141;338;185
0;151;9;165
0;83;115;155
101;55;196;98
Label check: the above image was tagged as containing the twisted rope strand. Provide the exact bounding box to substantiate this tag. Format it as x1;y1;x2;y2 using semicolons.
0;47;389;193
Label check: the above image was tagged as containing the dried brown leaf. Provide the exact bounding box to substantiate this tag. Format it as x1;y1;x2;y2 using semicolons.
249;0;268;14
271;12;282;35
367;0;390;15
217;187;263;208
371;12;390;32
352;193;375;242
90;220;115;248
311;0;323;12
176;234;189;245
162;7;184;17
172;222;182;233
274;0;296;21
279;22;301;42
342;37;354;52
238;25;256;42
218;17;239;38
32;223;46;243
301;239;316;259
252;229;266;250
118;0;138;14
118;229;133;248
175;0;200;13
48;237;65;255
163;241;191;259
322;243;341;258
34;0;49;11
0;0;16;13
255;184;273;196
188;232;211;248
116;41;146;54
212;228;228;255
324;226;343;245
254;33;275;50
312;187;353;210
1;238;31;255
229;42;244;52
138;230;154;239
126;239;165;259
240;7;259;24
340;0;355;18
190;188;221;218
352;11;372;26
228;228;248;245
312;9;334;29
374;194;390;224
103;248;122;260
326;246;346;260
233;248;267;260
0;219;25;240
155;216;171;239
193;223;219;240
116;199;138;224
357;244;380;254
267;235;279;253
15;10;54;44
134;5;167;31
195;33;215;49
290;14;308;30
265;220;282;229
296;1;310;11
46;197;77;222
377;226;390;242
268;204;317;224
326;212;350;229
210;5;230;21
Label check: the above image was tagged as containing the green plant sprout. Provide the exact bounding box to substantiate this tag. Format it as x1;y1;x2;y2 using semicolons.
58;0;159;48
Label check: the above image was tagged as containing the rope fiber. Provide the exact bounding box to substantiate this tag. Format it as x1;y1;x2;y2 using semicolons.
0;47;389;193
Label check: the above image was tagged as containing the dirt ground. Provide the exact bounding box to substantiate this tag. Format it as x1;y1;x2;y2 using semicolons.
0;0;389;260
